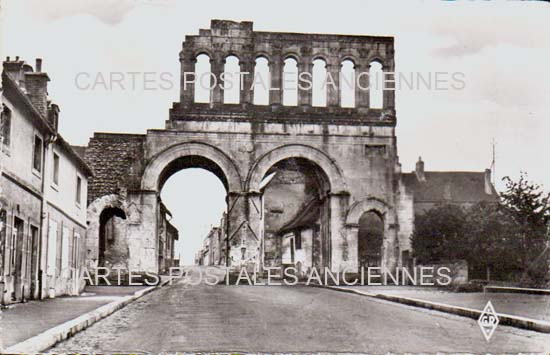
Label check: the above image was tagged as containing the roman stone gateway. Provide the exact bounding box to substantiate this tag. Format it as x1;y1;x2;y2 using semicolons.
79;20;497;274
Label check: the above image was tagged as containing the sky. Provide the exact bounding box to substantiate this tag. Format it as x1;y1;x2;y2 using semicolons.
2;0;549;264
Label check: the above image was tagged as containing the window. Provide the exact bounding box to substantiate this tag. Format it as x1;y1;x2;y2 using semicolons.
295;230;302;250
282;58;298;106
12;217;24;274
340;60;356;108
369;61;384;109
0;105;11;149
312;59;327;107
76;176;82;205
253;57;270;105
61;226;70;270
194;54;211;103
33;135;43;173
223;55;240;104
47;220;58;276
0;210;6;273
73;232;80;269
52;153;60;186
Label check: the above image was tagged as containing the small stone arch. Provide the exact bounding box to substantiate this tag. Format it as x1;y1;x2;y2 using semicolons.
254;53;271;62
86;194;130;268
247;144;347;193
367;56;386;67
339;55;359;66
192;49;214;59
283;52;302;63
311;53;330;63
346;197;392;226
141;142;243;193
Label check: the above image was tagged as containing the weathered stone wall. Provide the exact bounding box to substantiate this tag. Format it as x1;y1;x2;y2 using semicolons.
84;133;145;204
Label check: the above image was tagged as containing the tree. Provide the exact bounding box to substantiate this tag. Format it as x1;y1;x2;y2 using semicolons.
500;173;550;285
412;204;468;264
465;202;521;281
412;173;550;286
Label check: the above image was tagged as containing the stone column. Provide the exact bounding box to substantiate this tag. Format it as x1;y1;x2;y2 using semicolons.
269;56;283;106
383;64;395;110
355;63;370;109
210;56;224;106
328;193;352;272
326;63;340;107
180;53;196;106
240;59;255;105
298;59;313;107
381;210;399;273
346;225;359;273
126;191;159;273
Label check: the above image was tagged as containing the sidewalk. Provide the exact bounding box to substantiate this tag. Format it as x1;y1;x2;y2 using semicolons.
342;286;550;321
0;285;148;349
325;285;550;332
0;275;174;352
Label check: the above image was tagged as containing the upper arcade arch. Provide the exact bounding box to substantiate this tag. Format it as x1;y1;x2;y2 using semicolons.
141;142;243;193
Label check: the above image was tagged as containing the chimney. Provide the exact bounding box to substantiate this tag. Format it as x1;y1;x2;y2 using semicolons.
35;58;42;72
484;169;493;195
47;103;60;131
3;56;26;84
24;58;50;117
415;156;426;182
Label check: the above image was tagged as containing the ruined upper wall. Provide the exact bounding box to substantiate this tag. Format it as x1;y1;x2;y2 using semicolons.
171;20;396;126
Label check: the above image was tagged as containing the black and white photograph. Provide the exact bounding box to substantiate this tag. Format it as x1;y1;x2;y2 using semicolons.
0;0;549;354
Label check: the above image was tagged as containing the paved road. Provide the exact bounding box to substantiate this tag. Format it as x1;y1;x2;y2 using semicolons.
51;267;550;353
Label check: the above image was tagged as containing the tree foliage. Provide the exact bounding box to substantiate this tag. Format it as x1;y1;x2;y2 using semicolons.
412;173;550;286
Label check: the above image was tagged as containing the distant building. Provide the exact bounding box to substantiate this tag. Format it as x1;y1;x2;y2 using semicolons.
195;223;225;267
0;57;92;304
158;202;179;273
402;157;499;215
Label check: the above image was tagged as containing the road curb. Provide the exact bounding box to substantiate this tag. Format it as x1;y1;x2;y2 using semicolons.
321;286;550;334
2;278;172;353
484;285;550;295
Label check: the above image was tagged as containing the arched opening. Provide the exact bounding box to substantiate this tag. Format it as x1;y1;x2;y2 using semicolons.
98;207;127;268
340;60;355;108
260;157;331;276
312;59;327;107
158;156;228;268
223;55;240;104
369;61;384;109
357;210;384;268
194;54;211;103
253;56;270;105
282;57;298;106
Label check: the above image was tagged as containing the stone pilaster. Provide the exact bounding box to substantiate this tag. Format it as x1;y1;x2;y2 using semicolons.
269;57;283;106
210;56;224;106
326;63;340;107
298;59;313;107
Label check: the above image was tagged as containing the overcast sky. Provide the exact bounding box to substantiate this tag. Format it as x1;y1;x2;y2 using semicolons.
2;0;549;264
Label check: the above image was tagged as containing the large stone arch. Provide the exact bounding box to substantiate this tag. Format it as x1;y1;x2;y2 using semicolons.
141;142;243;193
246;144;347;193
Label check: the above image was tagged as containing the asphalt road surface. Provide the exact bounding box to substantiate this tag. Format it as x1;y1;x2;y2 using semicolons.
51;267;550;353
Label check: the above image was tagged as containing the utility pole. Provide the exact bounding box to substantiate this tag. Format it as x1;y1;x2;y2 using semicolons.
491;138;496;186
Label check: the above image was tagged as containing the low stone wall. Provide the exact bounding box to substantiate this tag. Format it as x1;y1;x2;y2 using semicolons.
416;260;468;286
